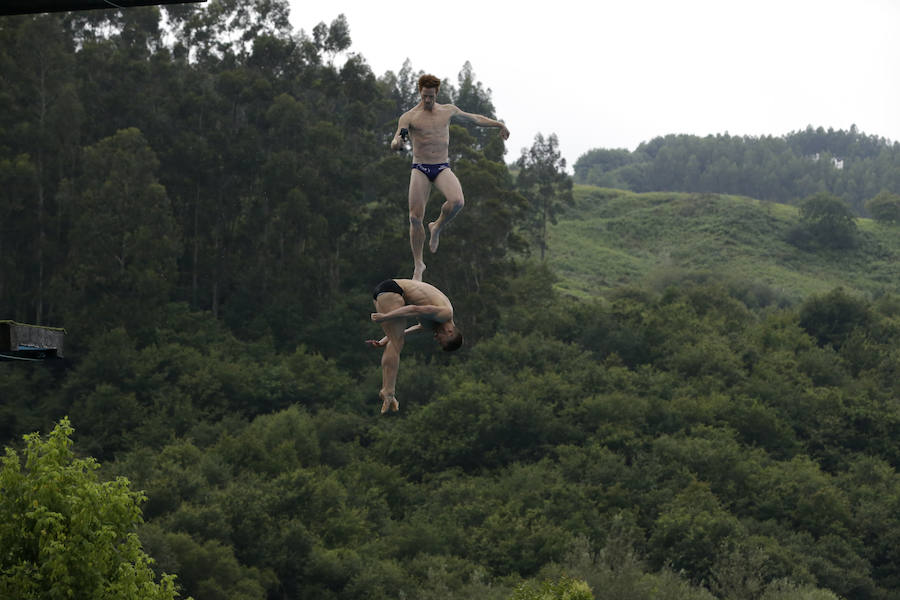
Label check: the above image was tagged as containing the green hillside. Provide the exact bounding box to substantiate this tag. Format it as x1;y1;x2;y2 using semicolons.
549;186;900;303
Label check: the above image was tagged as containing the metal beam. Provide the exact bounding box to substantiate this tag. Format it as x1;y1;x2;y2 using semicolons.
0;0;204;16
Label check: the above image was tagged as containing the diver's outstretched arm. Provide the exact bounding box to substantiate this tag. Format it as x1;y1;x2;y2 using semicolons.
371;304;450;323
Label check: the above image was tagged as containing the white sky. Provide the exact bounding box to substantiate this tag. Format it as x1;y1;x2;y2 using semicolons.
288;0;900;168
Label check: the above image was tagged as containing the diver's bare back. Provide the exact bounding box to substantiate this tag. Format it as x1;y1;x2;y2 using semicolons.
393;279;453;321
405;103;458;164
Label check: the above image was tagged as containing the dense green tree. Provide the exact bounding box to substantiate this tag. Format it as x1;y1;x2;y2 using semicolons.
312;13;351;65
56;128;179;336
453;61;502;157
509;576;593;600
649;480;745;582
574;128;900;211
760;580;840;600
572;148;635;187
379;58;423;114
865;190;900;223
8;277;895;599
798;287;870;349
0;154;38;319
791;192;858;249
551;530;719;600
0;13;81;324
516;133;574;261
151;532;273;600
0;418;183;599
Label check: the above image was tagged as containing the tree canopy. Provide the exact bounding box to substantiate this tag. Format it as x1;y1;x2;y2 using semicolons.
573;129;900;216
0;418;182;599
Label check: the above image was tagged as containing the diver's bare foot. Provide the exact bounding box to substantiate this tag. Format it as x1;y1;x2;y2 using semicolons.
380;393;399;414
412;261;426;281
428;221;440;253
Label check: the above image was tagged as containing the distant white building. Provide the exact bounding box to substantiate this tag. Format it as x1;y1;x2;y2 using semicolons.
811;153;844;169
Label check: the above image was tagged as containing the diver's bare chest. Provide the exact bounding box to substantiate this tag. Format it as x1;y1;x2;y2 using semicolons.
410;108;451;133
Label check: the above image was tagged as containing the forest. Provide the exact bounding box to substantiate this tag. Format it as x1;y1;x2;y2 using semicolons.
573;128;900;217
2;2;900;600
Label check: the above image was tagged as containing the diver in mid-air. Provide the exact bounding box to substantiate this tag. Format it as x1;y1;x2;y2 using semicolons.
391;73;509;281
366;278;462;414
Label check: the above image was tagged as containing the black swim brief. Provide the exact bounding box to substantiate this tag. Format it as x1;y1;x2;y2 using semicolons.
411;163;450;182
373;279;404;300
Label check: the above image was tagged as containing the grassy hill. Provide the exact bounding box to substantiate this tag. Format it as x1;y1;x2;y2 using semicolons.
548;185;900;304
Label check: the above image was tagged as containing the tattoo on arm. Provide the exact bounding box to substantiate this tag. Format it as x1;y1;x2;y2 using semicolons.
453;111;478;125
454;111;503;129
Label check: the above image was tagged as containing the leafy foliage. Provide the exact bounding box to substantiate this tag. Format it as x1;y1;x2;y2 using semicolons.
8;275;900;599
790;192;858;249
0;418;182;599
573;127;900;215
866;190;900;224
510;576;593;600
516;133;574;260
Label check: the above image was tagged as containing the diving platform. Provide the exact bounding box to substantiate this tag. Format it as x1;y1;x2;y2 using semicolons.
0;321;66;361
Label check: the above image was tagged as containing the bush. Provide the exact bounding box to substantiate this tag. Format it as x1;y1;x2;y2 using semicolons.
0;419;183;600
510;576;593;600
792;192;858;249
865;191;900;224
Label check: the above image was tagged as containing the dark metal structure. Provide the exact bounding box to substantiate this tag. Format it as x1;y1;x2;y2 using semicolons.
0;321;65;361
0;0;204;16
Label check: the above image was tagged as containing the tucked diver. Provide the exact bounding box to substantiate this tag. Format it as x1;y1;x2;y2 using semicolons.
391;74;510;281
366;278;462;414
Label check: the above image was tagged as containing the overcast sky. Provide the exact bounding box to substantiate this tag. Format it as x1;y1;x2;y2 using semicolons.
288;0;899;169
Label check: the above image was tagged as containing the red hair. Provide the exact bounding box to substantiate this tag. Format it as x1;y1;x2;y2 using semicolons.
417;74;441;91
